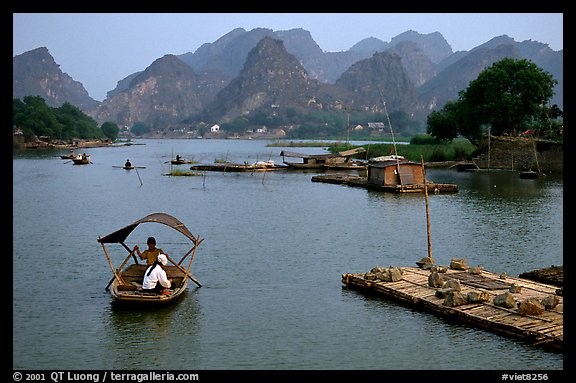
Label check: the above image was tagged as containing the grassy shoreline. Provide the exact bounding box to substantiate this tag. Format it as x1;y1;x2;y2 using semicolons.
267;138;476;162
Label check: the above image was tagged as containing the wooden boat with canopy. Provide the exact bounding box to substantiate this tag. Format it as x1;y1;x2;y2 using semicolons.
97;212;204;305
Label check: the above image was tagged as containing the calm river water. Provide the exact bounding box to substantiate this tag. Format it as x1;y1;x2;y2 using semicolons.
13;139;563;373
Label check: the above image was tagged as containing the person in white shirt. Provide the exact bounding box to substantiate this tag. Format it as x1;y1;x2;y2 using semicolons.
142;254;172;295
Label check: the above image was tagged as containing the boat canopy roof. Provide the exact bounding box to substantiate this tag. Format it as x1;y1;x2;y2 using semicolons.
97;212;198;244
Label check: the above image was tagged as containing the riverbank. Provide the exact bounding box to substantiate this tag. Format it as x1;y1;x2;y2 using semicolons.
14;137;137;150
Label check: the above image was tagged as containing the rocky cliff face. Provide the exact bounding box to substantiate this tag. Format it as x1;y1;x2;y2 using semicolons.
386;40;437;87
390;30;453;64
334;51;417;113
179;27;276;80
91;54;204;128
13;47;99;112
202;37;322;123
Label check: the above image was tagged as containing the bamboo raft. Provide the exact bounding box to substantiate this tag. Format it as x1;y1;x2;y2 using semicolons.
311;174;459;193
519;266;563;287
342;266;563;352
190;163;287;172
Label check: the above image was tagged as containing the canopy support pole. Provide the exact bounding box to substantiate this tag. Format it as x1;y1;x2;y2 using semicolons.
177;237;204;266
184;237;203;282
164;253;203;288
105;245;139;290
101;242;125;290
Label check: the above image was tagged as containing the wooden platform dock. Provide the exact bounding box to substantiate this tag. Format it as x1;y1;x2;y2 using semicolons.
342;266;563;352
519;266;563;288
312;174;459;193
190;163;287;172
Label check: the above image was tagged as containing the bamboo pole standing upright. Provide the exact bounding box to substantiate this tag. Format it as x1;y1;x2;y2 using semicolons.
421;155;432;259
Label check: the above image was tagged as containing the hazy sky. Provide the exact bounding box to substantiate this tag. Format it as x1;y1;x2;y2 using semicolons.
13;13;563;102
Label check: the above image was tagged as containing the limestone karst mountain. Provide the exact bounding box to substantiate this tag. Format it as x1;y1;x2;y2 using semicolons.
13;47;99;112
13;29;563;131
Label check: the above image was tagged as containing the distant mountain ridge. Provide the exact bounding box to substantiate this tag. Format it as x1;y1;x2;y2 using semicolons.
13;29;563;132
201;37;322;123
13;47;99;112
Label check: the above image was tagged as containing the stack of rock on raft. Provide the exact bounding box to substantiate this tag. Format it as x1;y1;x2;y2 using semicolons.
423;257;560;312
342;256;563;351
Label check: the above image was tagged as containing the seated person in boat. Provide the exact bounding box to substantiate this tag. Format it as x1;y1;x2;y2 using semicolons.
125;159;132;167
133;236;165;266
142;254;172;295
175;154;181;161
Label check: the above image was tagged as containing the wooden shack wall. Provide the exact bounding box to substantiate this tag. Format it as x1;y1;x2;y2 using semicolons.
368;163;424;186
400;164;424;184
368;166;385;185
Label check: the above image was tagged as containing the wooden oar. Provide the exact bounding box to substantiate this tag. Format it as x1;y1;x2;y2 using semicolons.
102;243;126;290
164;253;202;287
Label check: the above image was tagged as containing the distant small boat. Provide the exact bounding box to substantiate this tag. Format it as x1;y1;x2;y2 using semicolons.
170;158;190;165
112;165;146;170
60;151;77;160
71;154;91;165
519;170;538;179
169;155;196;165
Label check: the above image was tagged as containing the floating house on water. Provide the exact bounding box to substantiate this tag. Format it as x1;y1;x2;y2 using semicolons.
365;156;458;193
367;156;422;186
311;155;459;193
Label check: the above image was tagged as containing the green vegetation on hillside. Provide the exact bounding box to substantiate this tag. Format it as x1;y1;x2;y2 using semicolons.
13;96;119;141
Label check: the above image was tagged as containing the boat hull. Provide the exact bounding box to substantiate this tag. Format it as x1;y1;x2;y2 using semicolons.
72;155;91;165
110;264;190;305
519;171;538;179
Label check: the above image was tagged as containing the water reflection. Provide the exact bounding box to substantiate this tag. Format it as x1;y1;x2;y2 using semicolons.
343;286;563;370
101;292;200;369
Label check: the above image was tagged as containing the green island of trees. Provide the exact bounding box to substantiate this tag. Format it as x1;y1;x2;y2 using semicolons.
13;96;119;143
